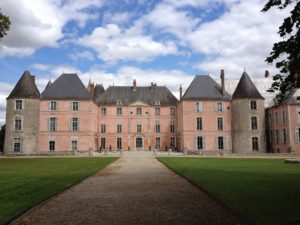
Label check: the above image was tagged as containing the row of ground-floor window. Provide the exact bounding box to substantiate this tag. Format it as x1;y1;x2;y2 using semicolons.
268;128;300;144
195;136;259;151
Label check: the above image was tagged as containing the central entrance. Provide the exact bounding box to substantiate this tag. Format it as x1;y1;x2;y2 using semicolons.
136;137;143;151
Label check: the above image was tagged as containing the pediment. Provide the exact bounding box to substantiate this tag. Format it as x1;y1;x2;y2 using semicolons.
130;101;149;106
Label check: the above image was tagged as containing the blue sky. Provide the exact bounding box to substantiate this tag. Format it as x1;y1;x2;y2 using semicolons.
0;0;288;124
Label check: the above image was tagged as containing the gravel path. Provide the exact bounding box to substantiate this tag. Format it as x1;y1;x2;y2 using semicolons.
14;153;242;225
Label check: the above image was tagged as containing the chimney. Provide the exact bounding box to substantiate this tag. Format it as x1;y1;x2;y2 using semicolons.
265;70;269;78
220;69;225;95
89;82;95;97
132;79;137;91
179;84;182;100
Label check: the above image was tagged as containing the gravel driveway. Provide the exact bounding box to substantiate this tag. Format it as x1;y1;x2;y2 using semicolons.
14;153;242;225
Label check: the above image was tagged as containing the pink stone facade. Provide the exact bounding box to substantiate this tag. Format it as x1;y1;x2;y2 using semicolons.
177;100;232;151
266;104;300;153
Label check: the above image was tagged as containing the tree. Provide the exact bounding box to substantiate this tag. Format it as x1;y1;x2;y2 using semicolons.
0;9;11;39
0;124;5;152
262;0;300;102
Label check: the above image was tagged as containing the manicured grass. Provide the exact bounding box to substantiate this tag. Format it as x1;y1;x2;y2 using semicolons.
0;157;118;224
159;157;300;225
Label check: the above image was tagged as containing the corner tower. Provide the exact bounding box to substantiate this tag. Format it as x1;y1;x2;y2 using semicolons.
232;72;266;153
4;71;40;154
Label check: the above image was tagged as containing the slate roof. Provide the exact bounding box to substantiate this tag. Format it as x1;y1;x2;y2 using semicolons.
41;73;91;100
96;86;178;106
7;70;40;99
182;75;231;100
281;88;300;104
94;84;105;99
232;72;264;99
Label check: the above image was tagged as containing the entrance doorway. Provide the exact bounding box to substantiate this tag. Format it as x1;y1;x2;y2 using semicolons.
136;137;143;150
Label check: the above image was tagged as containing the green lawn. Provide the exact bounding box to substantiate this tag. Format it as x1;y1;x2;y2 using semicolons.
159;157;300;225
0;157;117;224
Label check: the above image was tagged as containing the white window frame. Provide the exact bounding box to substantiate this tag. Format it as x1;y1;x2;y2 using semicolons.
71;136;78;151
250;100;257;110
13;138;22;152
72;102;79;111
14;116;22;131
215;102;223;112
15;99;23;110
49;101;57;111
252;137;259;151
217;117;223;131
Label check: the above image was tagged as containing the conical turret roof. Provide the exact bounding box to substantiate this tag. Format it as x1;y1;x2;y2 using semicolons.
232;71;264;99
7;70;40;99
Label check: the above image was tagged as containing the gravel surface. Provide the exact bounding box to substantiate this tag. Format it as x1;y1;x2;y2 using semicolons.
14;153;242;225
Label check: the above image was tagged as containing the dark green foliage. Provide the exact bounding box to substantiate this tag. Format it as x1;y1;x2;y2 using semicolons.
0;124;5;152
262;0;300;102
0;9;10;39
159;157;300;225
0;157;118;223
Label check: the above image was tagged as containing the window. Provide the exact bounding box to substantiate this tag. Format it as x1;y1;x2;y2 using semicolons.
282;110;286;124
197;136;204;150
71;137;78;151
136;137;143;148
101;124;106;133
268;114;272;127
101;108;106;116
155;121;160;133
49;117;57;131
295;128;300;143
117;107;122;116
100;138;106;149
71;118;79;131
72;102;79;111
170;121;175;133
117;138;122;149
13;138;21;152
15;100;23;110
251;117;258;130
275;112;278;125
195;102;203;112
155;107;160;116
283;129;287;144
270;130;273;144
217;117;223;131
252;137;259;151
49;141;55;151
155;137;160;149
218;136;224;150
196;117;202;131
137;124;142;133
15;116;22;131
250;100;257;110
276;129;279;144
117;124;122;133
170;137;176;149
216;102;223;112
136;107;142;115
170;107;175;115
49;101;57;111
298;111;300;123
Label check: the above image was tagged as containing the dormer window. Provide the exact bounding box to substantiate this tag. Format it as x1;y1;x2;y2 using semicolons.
15;100;23;110
137;107;142;115
117;100;122;105
154;100;160;105
195;102;203;112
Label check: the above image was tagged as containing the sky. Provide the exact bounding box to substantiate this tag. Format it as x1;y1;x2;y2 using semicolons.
0;0;290;125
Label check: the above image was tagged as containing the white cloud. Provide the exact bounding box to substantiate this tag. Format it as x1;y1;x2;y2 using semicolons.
188;0;288;77
0;0;103;57
70;50;95;61
78;24;178;62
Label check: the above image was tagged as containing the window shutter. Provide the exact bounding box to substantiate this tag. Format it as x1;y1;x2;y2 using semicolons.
215;137;218;149
195;136;197;150
69;119;72;131
214;103;218;112
78;119;80;131
200;102;203;112
56;102;58;111
203;137;206;150
55;118;57;131
48;102;51;110
70;102;72;111
47;118;50;131
295;129;300;144
222;102;224;112
224;137;226;150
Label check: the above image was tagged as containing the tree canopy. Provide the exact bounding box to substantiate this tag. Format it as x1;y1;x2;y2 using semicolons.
0;9;10;39
262;0;300;102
